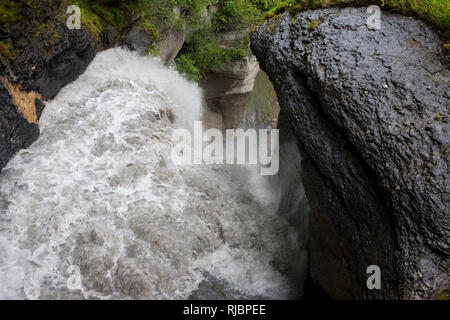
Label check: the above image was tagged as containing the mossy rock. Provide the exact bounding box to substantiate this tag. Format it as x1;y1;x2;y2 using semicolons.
0;41;14;60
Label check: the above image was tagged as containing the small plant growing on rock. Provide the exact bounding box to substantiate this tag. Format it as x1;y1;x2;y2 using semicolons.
307;19;321;31
434;112;442;121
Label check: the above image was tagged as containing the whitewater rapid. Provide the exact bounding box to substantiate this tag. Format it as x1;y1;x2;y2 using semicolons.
0;48;301;300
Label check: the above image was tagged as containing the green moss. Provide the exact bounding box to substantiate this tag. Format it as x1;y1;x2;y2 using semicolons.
66;0;143;36
263;1;289;20
175;55;202;81
0;41;14;59
32;23;51;38
67;0;104;38
434;289;449;300
81;7;104;38
147;45;159;57
0;1;18;24
434;112;442;121
214;0;285;30
50;31;60;43
307;19;321;31
141;21;159;41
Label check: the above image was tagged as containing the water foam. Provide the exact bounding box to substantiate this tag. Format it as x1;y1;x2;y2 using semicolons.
0;48;300;299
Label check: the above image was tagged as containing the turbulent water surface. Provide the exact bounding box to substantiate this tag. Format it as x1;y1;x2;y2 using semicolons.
0;48;301;300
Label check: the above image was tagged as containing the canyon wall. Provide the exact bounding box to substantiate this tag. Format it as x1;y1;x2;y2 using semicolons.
1;0;110;171
251;7;449;299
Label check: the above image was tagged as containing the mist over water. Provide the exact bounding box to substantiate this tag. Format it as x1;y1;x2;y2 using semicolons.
0;48;302;300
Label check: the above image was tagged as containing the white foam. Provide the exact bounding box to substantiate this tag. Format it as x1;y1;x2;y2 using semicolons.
0;48;300;300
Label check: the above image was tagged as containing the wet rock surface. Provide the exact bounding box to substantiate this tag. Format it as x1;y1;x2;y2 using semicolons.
251;7;449;299
200;53;259;129
0;0;101;172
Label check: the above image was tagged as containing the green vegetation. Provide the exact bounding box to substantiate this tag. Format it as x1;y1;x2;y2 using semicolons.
141;21;159;41
175;0;284;80
175;25;249;80
435;290;449;300
61;0;284;80
0;41;14;60
434;112;442;121
175;55;203;81
307;19;321;31
215;0;260;28
263;0;450;35
0;1;18;24
62;0;448;81
214;0;286;29
67;0;105;38
68;0;142;31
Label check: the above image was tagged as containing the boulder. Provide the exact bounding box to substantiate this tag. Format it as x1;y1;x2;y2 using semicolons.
251;7;449;299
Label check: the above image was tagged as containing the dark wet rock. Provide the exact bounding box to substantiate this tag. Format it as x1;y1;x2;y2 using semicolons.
251;7;449;299
0;0;120;172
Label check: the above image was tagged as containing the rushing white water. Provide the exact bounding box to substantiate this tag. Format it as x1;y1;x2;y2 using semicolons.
0;48;301;300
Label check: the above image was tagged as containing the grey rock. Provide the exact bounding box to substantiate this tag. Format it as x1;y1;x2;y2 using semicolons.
200;53;259;129
188;272;268;300
251;8;449;299
122;26;155;55
155;26;185;64
241;70;280;130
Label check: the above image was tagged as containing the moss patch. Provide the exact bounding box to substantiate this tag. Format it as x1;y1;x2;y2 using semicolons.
434;112;442;121
307;19;321;31
0;41;14;59
141;21;159;41
175;25;250;81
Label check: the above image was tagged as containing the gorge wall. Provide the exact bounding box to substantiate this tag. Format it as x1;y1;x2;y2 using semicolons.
0;0;112;171
0;0;263;168
251;7;449;299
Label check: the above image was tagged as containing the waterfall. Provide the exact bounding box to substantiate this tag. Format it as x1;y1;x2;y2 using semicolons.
0;48;302;300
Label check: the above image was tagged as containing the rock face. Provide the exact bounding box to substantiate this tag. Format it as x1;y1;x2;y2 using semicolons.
122;25;155;55
241;70;280;130
122;8;185;63
200;25;260;129
251;7;449;299
0;0;152;172
0;0;104;171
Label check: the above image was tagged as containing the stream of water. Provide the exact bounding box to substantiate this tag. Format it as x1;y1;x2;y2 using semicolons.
0;48;301;300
